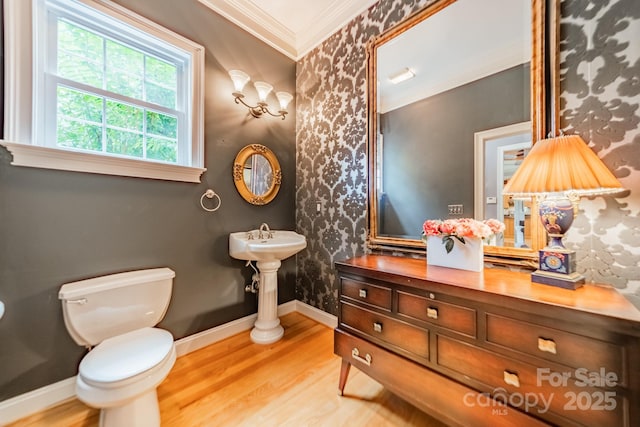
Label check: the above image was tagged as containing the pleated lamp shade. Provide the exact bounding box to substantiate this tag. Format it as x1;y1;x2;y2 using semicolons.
502;134;623;197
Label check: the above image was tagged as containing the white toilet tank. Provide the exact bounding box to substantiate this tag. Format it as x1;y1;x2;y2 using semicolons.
59;268;175;347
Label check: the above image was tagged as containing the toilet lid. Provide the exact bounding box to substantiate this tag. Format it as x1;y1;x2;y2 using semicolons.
79;327;174;384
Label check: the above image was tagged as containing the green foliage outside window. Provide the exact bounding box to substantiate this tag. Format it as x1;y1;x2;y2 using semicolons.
58;21;103;87
146;56;177;109
57;87;103;151
55;19;179;163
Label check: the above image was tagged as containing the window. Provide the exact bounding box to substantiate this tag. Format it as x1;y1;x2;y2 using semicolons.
2;0;205;182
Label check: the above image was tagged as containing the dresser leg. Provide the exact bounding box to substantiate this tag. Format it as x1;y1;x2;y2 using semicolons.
338;359;351;396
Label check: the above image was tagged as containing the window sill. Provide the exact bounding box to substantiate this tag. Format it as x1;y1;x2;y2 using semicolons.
1;141;206;183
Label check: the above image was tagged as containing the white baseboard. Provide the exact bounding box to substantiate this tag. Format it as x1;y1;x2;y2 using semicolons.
174;312;258;357
278;299;299;316
0;300;336;425
0;377;76;426
174;300;299;357
294;300;338;328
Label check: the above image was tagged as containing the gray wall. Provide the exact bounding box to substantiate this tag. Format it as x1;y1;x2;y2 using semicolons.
379;64;529;237
0;0;296;400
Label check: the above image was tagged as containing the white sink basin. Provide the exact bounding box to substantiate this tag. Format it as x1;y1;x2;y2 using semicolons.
229;230;307;262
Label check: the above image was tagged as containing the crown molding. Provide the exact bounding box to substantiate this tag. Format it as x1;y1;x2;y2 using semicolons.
198;0;377;60
198;0;296;58
294;0;378;58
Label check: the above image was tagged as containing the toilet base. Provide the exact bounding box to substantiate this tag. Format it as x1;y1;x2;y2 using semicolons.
100;389;160;427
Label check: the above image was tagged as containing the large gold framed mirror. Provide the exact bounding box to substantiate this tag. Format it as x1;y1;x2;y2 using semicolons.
367;0;557;267
233;144;281;205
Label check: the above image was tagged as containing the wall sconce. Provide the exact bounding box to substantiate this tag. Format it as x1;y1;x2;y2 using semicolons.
502;133;624;289
229;70;293;120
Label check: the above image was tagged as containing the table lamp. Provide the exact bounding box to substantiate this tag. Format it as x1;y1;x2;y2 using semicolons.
502;133;624;289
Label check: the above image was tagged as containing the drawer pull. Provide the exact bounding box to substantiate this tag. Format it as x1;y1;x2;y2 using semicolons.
427;307;438;319
503;371;520;388
359;289;368;298
538;337;557;354
351;348;372;366
373;322;383;333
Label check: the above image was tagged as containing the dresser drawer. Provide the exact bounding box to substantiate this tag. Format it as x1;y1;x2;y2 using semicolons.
486;313;625;382
335;329;548;427
397;290;476;337
341;278;392;311
341;302;429;359
437;335;626;427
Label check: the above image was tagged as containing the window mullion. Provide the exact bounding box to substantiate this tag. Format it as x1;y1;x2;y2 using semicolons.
142;56;147;160
54;76;179;116
102;37;108;153
176;64;187;165
102;35;107;91
44;74;59;148
35;2;59;147
102;98;107;154
141;108;147;160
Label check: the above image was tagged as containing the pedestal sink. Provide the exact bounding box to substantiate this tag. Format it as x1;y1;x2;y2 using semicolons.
229;227;306;344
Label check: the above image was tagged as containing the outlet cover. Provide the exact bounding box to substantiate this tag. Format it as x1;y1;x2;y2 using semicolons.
448;204;463;215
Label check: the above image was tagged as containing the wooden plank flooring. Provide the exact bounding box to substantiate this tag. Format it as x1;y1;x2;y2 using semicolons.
7;312;446;426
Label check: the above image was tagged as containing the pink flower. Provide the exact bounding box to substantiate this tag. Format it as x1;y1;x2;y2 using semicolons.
440;219;459;235
484;218;506;234
421;218;504;240
422;220;443;236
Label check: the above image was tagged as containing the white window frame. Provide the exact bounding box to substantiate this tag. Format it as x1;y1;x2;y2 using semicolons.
1;0;206;182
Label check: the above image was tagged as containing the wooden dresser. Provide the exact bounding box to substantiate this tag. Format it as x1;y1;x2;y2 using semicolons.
334;255;640;426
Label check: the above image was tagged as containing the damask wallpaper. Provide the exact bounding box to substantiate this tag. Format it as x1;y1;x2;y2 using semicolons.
560;0;639;307
295;0;640;315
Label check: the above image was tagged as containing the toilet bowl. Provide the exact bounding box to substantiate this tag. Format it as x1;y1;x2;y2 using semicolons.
59;268;176;427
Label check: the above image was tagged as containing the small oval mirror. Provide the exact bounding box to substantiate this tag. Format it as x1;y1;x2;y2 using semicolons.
233;144;281;205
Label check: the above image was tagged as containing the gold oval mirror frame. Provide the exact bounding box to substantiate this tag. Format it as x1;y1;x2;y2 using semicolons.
367;0;558;268
233;144;282;205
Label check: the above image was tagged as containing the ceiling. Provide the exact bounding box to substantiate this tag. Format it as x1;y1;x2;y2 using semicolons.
197;0;379;60
198;0;529;113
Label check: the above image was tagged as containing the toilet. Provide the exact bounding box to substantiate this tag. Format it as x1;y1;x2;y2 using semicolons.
58;268;177;427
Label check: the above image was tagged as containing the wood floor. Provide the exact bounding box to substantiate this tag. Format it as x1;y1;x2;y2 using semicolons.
8;312;446;427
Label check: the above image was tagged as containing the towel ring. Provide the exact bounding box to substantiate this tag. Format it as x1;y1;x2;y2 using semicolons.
200;189;221;212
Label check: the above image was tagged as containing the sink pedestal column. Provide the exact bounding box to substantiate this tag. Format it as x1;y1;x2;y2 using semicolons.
251;260;284;344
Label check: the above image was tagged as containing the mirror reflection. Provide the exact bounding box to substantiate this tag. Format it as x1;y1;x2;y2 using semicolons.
233;144;281;205
376;0;530;242
368;0;548;263
243;154;273;196
474;122;532;248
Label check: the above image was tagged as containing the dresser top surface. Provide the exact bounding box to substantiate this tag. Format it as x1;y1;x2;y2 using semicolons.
336;255;640;325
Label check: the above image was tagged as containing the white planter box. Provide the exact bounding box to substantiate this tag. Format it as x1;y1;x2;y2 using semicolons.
426;235;484;272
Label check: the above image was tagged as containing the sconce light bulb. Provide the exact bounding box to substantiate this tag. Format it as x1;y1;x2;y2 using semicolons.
276;91;293;111
229;69;250;93
254;81;273;102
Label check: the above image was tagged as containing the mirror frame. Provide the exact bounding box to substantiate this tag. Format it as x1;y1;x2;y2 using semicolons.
233;144;282;205
366;0;556;267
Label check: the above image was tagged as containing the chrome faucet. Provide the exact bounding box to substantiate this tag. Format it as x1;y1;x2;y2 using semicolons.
258;222;273;239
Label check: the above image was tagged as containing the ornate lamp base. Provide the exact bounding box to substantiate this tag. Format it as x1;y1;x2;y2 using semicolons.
531;248;585;289
531;195;585;290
